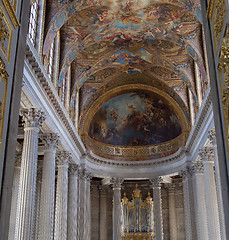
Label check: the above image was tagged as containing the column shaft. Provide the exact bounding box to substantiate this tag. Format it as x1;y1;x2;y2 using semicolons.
15;128;40;239
67;165;79;240
54;152;70;240
84;173;91;240
14;108;45;240
8;154;21;240
151;178;164;240
168;186;177;240
112;178;123;240
39;133;59;240
192;161;208;240
200;147;221;240
99;188;107;240
78;170;85;240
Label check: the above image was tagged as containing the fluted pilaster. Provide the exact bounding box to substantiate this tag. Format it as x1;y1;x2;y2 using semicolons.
111;178;123;240
208;129;226;240
8;152;22;240
54;151;70;240
39;133;59;240
14;108;45;240
191;161;208;240
199;147;221;240
67;164;79;240
150;177;164;240
168;184;177;240
180;167;196;240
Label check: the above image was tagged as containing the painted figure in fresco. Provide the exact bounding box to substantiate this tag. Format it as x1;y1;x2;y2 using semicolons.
89;91;182;146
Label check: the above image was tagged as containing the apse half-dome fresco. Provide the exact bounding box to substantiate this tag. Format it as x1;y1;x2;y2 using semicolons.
89;91;182;146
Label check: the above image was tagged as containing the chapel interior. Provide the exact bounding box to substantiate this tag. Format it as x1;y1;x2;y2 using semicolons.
0;0;229;240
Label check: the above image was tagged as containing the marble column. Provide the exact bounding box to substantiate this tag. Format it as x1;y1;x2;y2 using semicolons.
8;152;21;240
199;147;221;240
168;184;177;240
84;170;92;240
67;164;79;240
14;108;45;240
111;178;123;240
99;186;108;240
208;129;226;239
150;177;164;240
54;151;71;240
180;167;196;240
78;168;85;240
34;165;42;240
191;161;208;240
39;133;59;240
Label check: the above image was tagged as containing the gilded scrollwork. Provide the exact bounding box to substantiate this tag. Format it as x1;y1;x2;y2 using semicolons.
2;0;20;28
211;0;226;54
0;10;9;52
0;56;8;154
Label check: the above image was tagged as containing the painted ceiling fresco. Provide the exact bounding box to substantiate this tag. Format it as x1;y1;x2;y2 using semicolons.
44;0;205;157
89;91;182;146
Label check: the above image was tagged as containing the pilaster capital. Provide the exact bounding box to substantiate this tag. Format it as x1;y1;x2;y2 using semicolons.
41;133;60;150
208;128;217;145
191;160;204;174
84;169;93;181
99;185;109;195
199;147;214;162
56;151;71;166
68;163;79;175
20;108;46;128
110;177;123;189
165;183;176;193
179;166;192;179
150;177;163;188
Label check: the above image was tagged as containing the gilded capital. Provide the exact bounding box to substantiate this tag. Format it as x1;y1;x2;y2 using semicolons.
41;133;60;150
20;108;46;128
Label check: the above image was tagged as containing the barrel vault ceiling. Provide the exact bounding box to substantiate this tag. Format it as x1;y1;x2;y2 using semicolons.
42;0;205;160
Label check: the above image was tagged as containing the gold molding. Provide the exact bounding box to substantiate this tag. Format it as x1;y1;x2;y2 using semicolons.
207;0;214;19
2;0;20;28
0;57;9;154
0;6;13;63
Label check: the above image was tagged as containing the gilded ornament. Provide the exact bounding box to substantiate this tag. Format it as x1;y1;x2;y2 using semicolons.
0;10;9;53
2;0;20;28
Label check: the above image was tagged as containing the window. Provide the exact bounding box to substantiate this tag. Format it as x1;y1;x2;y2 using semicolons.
48;41;54;79
28;0;38;45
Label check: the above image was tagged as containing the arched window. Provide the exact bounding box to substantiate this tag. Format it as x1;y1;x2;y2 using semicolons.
28;0;39;45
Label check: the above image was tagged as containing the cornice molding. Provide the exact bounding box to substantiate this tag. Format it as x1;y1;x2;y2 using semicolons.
25;37;85;155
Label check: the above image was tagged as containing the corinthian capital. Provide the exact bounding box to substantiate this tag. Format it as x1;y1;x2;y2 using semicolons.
110;178;123;189
56;151;71;166
41;133;60;150
150;177;163;188
68;163;79;175
191;161;204;174
20;108;46;128
208;128;217;145
199;147;214;162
